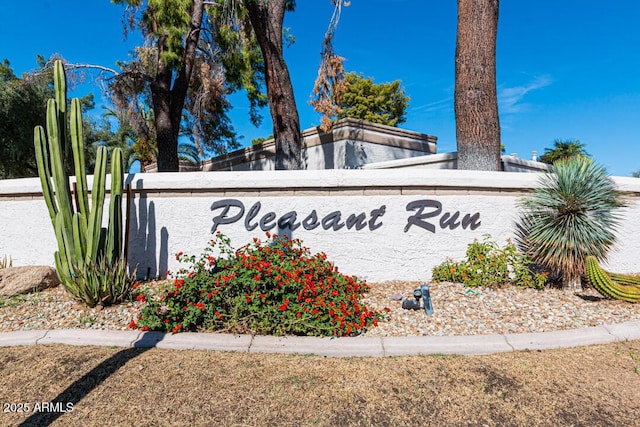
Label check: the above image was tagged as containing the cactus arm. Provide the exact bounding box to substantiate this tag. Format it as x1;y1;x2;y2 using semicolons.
603;279;640;301
46;98;74;227
86;147;107;262
607;271;640;288
106;148;124;263
34;125;58;223
53;60;72;173
606;283;640;302
53;60;66;115
107;193;123;263
585;256;640;303
54;212;75;280
72;213;87;271
70;98;89;222
54;252;72;287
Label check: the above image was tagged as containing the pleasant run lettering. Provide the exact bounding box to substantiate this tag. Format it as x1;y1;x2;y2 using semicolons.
404;199;481;232
210;199;481;234
211;199;385;233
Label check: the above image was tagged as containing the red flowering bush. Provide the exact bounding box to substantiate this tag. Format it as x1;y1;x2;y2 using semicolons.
131;232;385;336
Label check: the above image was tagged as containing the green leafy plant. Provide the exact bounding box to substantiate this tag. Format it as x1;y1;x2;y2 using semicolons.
516;156;624;290
431;235;547;289
33;60;133;307
431;258;464;284
131;232;386;336
337;72;410;127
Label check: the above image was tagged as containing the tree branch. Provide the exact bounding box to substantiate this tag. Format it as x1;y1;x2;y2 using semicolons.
64;63;120;75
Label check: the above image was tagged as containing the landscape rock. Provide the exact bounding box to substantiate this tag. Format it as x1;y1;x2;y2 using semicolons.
389;293;403;301
0;266;61;298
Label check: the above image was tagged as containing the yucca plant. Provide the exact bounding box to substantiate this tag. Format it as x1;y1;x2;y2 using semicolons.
516;156;625;290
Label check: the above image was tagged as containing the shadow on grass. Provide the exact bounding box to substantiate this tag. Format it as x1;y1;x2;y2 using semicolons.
18;332;163;427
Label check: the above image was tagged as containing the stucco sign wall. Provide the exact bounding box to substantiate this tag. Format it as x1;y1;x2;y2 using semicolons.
123;192;516;282
1;169;638;282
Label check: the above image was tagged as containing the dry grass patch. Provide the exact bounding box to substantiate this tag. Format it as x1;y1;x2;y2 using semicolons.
1;341;640;426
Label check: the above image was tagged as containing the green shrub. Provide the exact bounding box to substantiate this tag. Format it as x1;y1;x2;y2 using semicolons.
431;235;547;289
132;232;386;337
431;258;465;284
516;156;624;289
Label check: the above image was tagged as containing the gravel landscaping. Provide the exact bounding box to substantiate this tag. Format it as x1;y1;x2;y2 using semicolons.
2;280;640;336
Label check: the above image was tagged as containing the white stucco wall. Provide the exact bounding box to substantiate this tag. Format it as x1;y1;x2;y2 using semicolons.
362;152;552;173
303;140;430;169
1;170;638;282
215;140;433;171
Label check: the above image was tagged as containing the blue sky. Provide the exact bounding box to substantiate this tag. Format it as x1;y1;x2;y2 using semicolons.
2;1;639;176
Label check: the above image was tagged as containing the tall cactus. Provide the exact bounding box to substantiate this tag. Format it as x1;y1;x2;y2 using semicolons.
34;60;130;306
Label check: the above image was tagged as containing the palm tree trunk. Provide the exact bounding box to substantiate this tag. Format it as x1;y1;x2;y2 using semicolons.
455;0;501;171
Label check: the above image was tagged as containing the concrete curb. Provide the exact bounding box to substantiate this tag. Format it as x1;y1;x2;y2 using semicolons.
0;321;638;357
381;334;513;356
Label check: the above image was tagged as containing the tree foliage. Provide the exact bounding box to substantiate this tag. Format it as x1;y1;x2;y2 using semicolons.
336;72;410;127
110;0;351;171
225;0;350;168
0;56;96;179
88;106;153;172
110;0;266;171
539;139;589;164
212;1;268;127
0;58;49;178
89;105;201;172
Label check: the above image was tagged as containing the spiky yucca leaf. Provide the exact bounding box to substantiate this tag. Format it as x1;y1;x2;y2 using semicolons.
516;156;624;289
